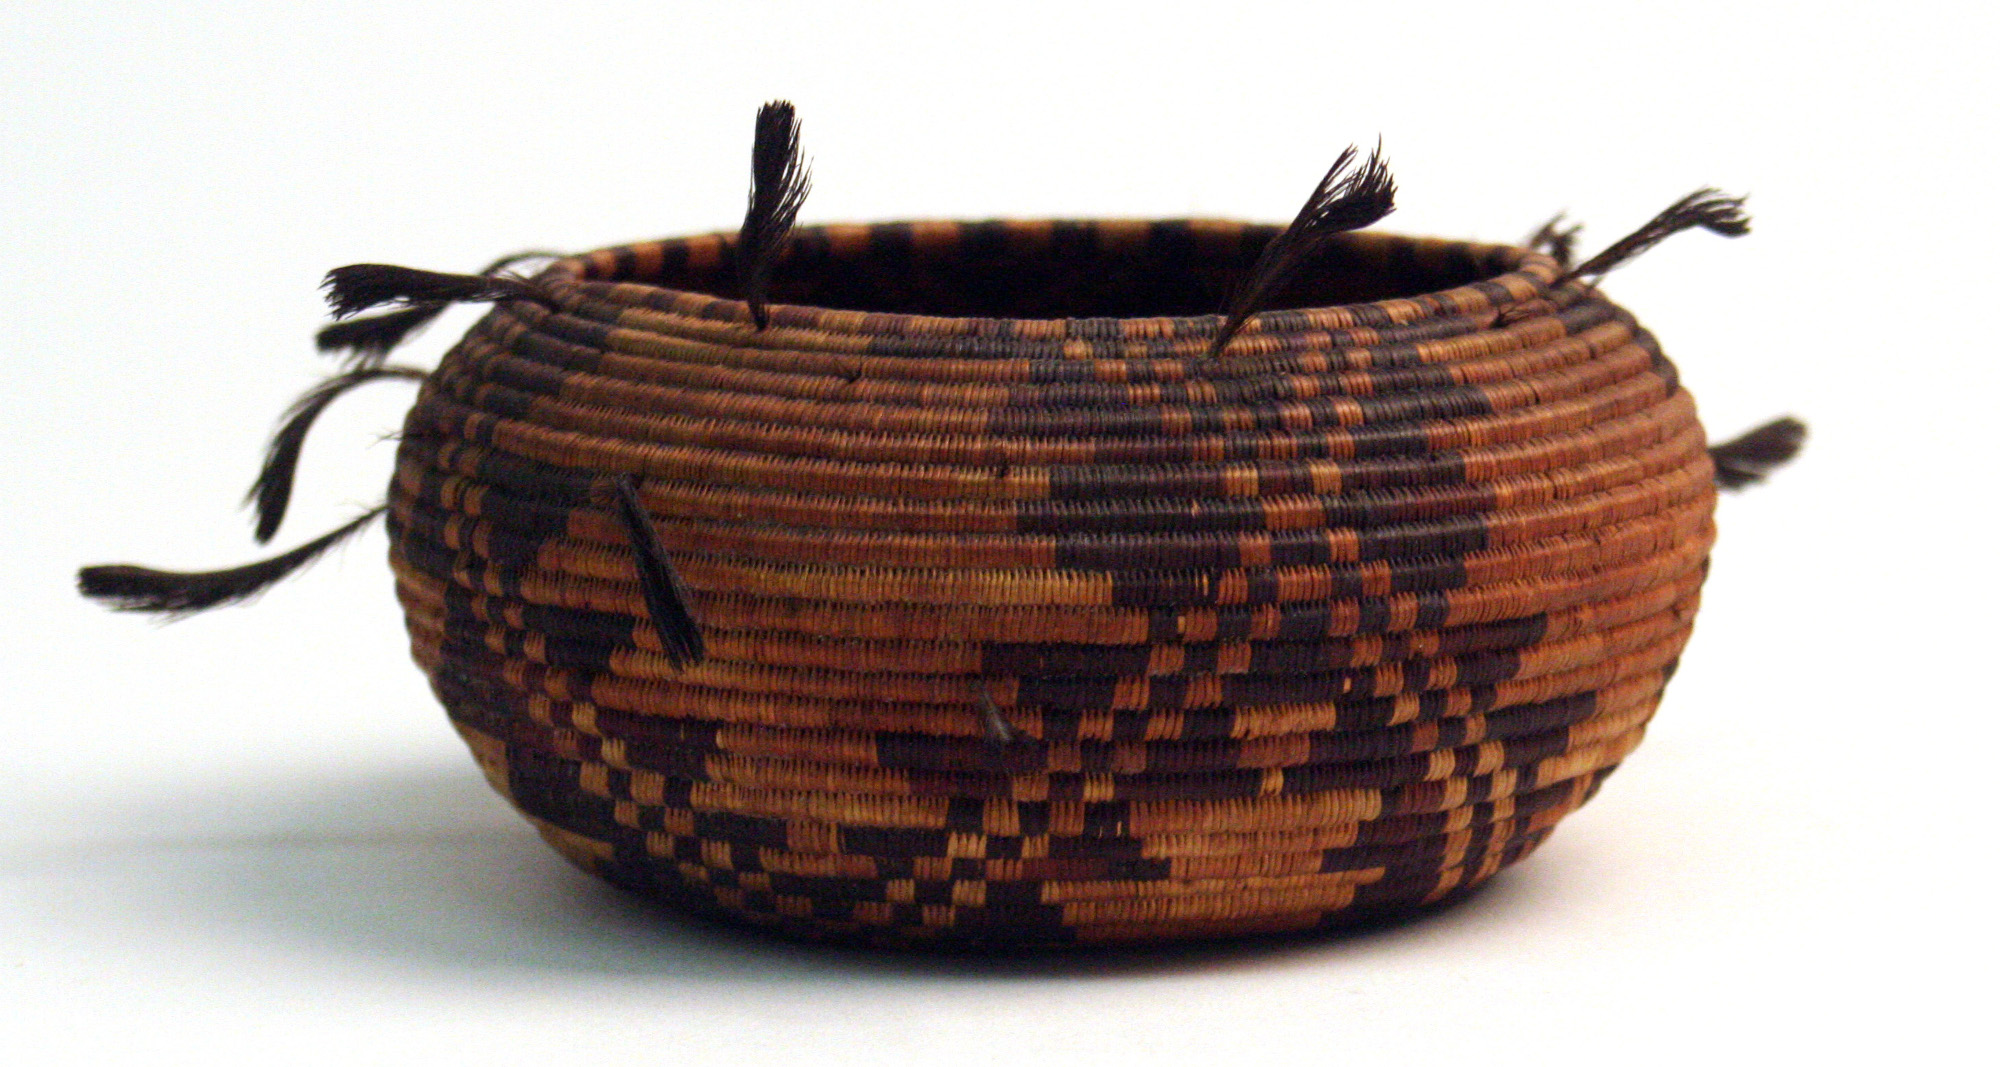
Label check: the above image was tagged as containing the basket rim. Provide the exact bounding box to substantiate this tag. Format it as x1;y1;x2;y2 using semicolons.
539;220;1566;338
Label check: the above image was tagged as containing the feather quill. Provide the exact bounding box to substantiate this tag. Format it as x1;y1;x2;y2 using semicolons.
611;475;706;668
321;263;542;321
247;365;426;543
1210;141;1397;357
1559;188;1750;286
315;251;561;368
1710;417;1806;489
735;101;812;330
78;507;386;618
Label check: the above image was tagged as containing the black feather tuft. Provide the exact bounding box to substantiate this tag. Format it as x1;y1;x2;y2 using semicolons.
1560;188;1750;286
1526;213;1583;269
315;251;560;368
321;264;541;320
975;686;1017;745
611;475;706;669
247;366;426;543
736;100;812;331
314;306;447;369
1710;416;1806;490
78;507;386;618
1210;141;1397;358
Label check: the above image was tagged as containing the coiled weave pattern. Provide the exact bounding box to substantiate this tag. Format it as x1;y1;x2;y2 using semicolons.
388;219;1714;947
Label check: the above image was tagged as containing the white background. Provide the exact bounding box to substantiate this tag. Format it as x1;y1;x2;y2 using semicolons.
4;2;1995;1062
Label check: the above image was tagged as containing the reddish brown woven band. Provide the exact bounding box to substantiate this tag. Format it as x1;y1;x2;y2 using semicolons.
388;219;1716;947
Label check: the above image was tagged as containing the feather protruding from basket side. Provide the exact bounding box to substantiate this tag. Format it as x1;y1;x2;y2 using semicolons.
611;475;707;669
736;100;812;331
78;507;386;618
1210;141;1397;358
320;263;546;321
1558;188;1750;286
315;306;449;368
1710;417;1807;489
316;251;561;369
248;366;427;544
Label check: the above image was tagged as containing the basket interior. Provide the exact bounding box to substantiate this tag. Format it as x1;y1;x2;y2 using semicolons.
603;221;1506;319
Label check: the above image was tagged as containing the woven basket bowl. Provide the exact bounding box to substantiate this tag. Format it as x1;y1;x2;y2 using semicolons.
388;218;1713;948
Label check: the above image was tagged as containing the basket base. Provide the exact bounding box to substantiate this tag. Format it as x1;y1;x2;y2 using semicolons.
528;817;1553;952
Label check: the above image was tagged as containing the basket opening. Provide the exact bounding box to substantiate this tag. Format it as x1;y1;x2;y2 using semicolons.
608;221;1509;320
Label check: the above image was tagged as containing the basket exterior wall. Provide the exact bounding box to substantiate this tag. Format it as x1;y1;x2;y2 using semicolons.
386;222;1714;947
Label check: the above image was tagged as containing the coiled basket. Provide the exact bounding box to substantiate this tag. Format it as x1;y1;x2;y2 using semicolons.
387;219;1713;947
